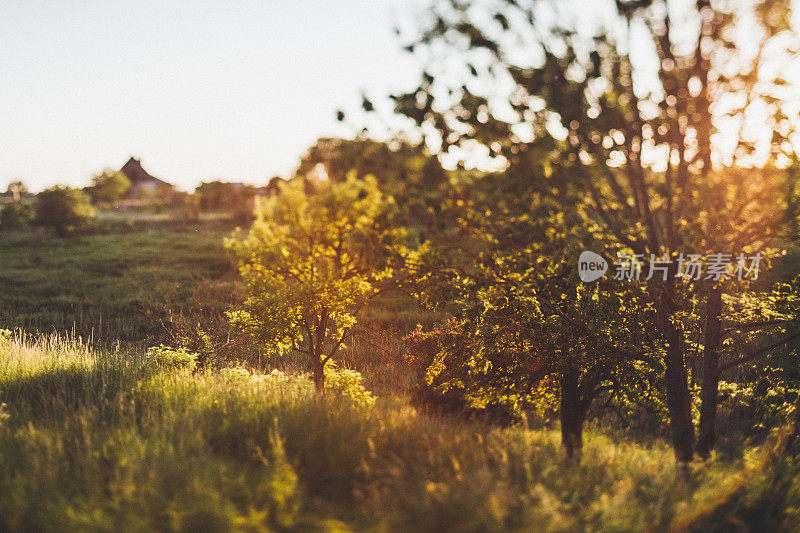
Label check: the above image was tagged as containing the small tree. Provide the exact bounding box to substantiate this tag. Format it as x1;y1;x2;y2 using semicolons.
226;175;399;393
35;186;96;237
87;169;130;205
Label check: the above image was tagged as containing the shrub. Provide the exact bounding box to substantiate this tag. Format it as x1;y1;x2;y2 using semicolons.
216;365;375;407
0;202;34;230
175;191;201;222
87;169;130;205
195;181;255;211
147;345;198;372
219;365;252;382
230;197;255;226
177;328;217;369
35;186;96;237
324;366;376;408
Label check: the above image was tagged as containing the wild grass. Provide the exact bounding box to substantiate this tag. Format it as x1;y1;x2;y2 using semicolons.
0;217;429;371
2;213;798;530
1;332;797;532
0;218;236;343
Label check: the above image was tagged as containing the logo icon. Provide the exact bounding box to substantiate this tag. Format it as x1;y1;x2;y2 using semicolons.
578;251;608;282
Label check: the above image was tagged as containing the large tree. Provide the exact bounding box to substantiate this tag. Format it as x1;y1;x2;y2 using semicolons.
406;160;664;457
387;0;800;460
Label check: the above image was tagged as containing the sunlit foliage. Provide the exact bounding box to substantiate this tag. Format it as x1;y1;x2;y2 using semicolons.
226;176;402;392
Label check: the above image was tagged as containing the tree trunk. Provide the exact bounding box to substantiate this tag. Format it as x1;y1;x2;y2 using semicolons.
697;284;723;459
313;363;325;395
658;282;695;462
560;367;585;459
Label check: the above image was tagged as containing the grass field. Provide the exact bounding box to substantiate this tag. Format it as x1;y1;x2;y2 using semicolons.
3;213;800;531
0;216;236;343
2;331;798;532
0;213;432;394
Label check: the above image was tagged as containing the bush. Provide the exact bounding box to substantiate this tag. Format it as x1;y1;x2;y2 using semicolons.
35;186;96;236
230;197;255;226
219;365;252;382
195;181;256;211
215;365;376;407
324;366;376;407
0;202;34;230
177;328;217;369
87;170;131;205
147;345;198;372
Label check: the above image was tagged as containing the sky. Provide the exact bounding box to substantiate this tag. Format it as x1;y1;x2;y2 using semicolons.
0;1;427;192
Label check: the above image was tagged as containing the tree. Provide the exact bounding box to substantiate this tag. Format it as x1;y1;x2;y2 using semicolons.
87;170;130;205
226;176;400;393
35;186;96;237
0;202;34;230
406;166;662;457
296;137;455;249
194;181;259;225
296;137;447;194
388;0;800;462
195;181;256;211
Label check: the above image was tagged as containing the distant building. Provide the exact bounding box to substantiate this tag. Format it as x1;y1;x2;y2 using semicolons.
120;157;175;201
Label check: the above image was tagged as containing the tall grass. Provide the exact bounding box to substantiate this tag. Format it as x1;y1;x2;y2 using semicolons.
0;221;235;344
1;332;798;531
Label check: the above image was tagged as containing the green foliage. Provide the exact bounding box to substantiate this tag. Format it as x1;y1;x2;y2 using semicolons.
0;218;236;343
175;191;202;222
87;169;131;205
226;175;401;389
296;137;453;249
2;332;797;531
177;328;217;369
388;0;800;461
195;181;256;211
324;366;376;408
215;365;376;407
35;186;96;237
0;202;34;230
401;165;665;444
296;137;447;193
147;344;198;372
230;198;255;226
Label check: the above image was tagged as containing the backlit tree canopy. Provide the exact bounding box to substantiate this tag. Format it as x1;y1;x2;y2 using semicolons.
385;0;800;461
226;175;401;392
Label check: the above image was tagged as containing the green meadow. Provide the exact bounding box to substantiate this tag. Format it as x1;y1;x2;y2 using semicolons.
2;330;799;532
0;212;798;531
0;215;235;343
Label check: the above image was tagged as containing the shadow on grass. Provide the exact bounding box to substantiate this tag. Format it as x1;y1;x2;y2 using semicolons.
0;358;152;421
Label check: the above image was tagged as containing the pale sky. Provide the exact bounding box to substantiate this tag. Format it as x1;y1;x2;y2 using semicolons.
1;1;426;192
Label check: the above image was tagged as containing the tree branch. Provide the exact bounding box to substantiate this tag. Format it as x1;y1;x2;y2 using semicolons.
718;331;800;373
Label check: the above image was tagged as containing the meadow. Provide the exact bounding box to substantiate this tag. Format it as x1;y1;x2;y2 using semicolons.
0;210;799;531
8;0;800;528
0;213;236;343
2;330;799;532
